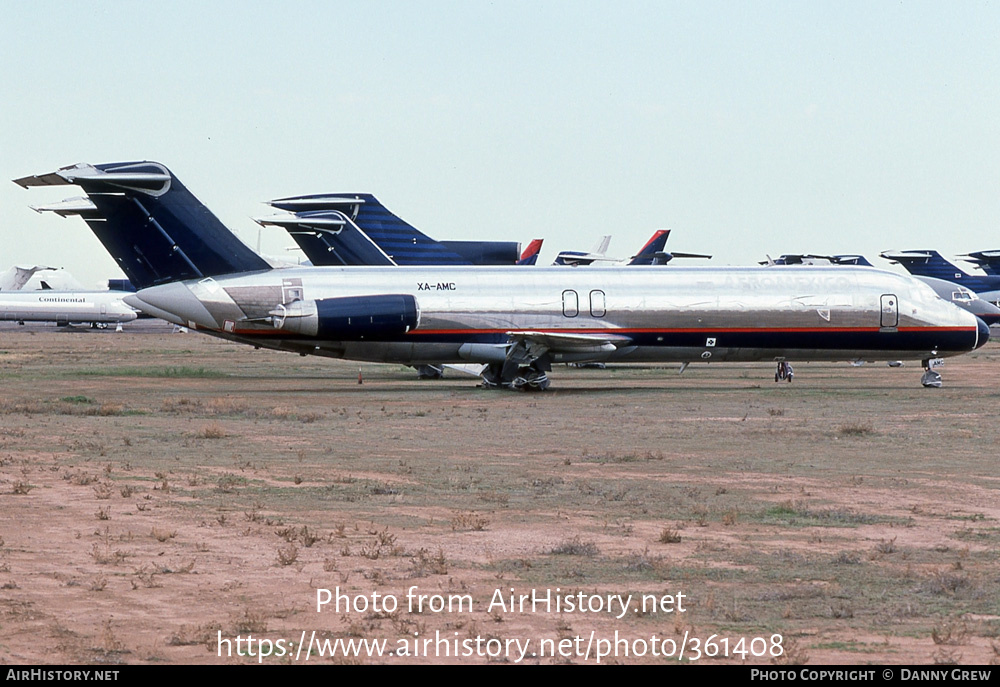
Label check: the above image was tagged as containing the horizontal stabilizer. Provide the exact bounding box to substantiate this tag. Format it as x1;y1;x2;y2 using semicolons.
880;250;937;262
255;213;348;231
30;196;97;217
829;255;873;267
267;194;366;214
963;251;1000;259
14;163;172;196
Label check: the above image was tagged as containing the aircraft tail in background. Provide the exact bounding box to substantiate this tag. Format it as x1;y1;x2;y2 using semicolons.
880;250;1000;294
960;250;1000;276
0;265;55;291
880;250;970;281
880;250;1000;305
554;235;613;266
627;230;670;265
628;229;713;266
255;205;398;267
517;238;544;265
265;194;521;266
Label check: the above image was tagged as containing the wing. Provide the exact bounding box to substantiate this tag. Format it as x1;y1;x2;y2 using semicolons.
505;330;634;358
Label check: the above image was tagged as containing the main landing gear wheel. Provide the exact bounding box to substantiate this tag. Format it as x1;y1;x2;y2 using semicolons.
479;360;552;391
512;367;550;391
480;363;505;389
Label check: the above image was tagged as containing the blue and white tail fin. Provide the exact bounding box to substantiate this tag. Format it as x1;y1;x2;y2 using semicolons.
960;250;1000;276
16;162;270;289
265;194;521;266
255;207;398;267
879;250;994;289
267;194;473;265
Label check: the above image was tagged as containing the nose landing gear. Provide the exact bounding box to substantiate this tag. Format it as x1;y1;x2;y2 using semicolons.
920;359;942;388
775;361;794;383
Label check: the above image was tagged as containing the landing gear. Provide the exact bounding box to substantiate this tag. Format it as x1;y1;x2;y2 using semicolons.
920;359;942;388
481;363;550;391
414;364;444;380
512;366;550;391
479;346;553;391
480;363;503;389
775;361;793;383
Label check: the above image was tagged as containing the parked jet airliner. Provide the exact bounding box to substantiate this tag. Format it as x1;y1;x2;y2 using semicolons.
0;290;136;327
881;250;1000;305
15;161;987;389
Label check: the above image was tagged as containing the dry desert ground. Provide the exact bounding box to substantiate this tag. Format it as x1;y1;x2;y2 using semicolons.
1;323;999;665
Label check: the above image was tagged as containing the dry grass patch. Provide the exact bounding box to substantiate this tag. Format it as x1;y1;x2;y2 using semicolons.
838;421;875;436
198;423;228;439
450;511;490;532
548;537;600;556
658;527;682;544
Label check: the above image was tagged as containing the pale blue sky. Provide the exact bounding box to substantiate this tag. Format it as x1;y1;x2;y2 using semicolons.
2;1;999;285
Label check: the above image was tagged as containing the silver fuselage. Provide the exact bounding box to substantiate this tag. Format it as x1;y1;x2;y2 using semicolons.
0;291;137;325
125;265;985;366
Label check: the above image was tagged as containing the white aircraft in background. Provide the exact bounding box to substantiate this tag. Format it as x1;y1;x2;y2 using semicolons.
553;235;613;266
0;290;136;327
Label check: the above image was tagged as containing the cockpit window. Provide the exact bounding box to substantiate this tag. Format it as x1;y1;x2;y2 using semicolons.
952;291;972;302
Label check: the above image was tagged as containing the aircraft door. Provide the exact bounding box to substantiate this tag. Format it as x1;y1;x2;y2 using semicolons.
562;290;579;317
880;294;898;329
590;290;606;317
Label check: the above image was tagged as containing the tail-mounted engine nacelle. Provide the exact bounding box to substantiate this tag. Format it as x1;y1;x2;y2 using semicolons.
269;294;420;339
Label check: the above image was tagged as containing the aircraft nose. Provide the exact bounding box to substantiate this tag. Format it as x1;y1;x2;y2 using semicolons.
977;316;991;349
